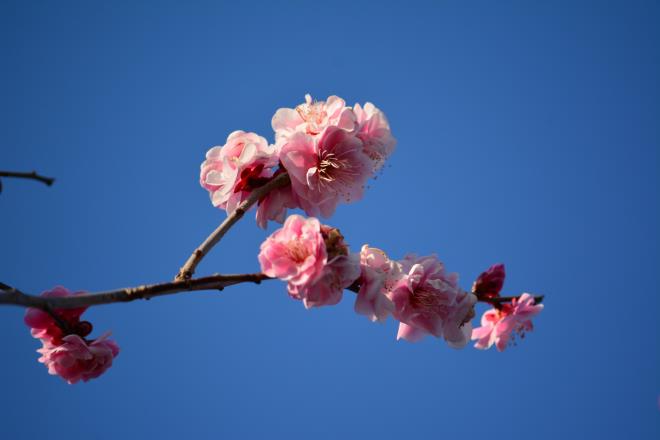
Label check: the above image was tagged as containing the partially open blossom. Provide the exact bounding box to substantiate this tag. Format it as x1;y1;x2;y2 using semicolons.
280;127;371;218
471;293;544;351
355;245;399;322
353;102;396;172
258;215;327;286
37;333;120;384
25;286;119;383
391;255;477;348
472;263;506;300
272;94;356;143
200;130;277;213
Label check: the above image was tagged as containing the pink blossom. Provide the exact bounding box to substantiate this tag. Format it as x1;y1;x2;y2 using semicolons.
354;245;398;322
255;179;298;229
24;286;89;344
390;255;477;348
271;94;356;143
353;102;396;172
289;253;360;309
471;293;544;351
280;127;371;217
37;333;120;384
258;215;327;287
200;130;277;213
472;263;506;300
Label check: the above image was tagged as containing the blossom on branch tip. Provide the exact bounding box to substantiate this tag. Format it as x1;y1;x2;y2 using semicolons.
471;293;544;351
390;255;477;348
25;286;119;383
353;102;397;172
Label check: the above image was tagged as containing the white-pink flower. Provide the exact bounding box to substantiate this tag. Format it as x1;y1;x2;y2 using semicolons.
280;127;372;218
471;293;543;351
271;94;356;143
258;215;327;287
37;333;120;384
353;102;396;172
200;130;277;213
390;254;477;348
354;245;398;322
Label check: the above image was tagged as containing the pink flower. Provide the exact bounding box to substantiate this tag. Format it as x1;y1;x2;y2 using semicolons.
258;215;327;287
200;130;277;213
472;263;506;300
255;178;298;229
271;94;356;143
289;253;360;309
24;286;90;344
471;293;544;351
37;333;120;384
354;245;398;322
390;255;477;348
353;102;396;172
280;127;371;217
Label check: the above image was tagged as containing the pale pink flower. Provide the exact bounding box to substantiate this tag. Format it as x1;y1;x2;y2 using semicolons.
271;94;356;143
258;215;327;286
354;245;399;322
471;293;544;351
200;130;277;213
280;127;371;217
37;333;120;384
391;255;477;348
289;253;360;309
24;286;90;344
353;102;396;172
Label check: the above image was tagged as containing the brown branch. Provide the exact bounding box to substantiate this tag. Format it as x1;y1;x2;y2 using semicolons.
0;170;55;189
175;172;291;281
0;273;272;310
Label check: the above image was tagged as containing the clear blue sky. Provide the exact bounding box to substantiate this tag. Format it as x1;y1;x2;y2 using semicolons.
1;1;658;438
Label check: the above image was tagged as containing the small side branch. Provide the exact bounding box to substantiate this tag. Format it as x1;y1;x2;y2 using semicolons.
0;170;55;190
0;273;272;310
176;172;291;281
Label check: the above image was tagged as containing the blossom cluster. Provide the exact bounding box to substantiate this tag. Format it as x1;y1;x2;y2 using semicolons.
259;215;479;348
200;94;396;227
24;287;119;384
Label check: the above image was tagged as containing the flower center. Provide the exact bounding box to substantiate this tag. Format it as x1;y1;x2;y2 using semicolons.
286;240;309;263
296;96;327;134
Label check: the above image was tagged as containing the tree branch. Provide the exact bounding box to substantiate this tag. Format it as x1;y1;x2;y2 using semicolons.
0;273;272;310
482;294;545;307
175;172;291;281
0;170;55;190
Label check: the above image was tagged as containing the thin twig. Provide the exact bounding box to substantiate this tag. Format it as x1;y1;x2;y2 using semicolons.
483;295;545;307
176;172;291;281
0;274;271;310
0;170;55;188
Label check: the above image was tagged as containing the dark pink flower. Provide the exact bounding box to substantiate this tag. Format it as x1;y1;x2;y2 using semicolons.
289;253;360;309
280;127;371;217
471;293;544;351
24;286;89;345
390;255;477;348
38;333;120;384
472;263;506;300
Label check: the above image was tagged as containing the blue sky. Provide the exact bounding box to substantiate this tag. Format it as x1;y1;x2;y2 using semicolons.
1;1;659;439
